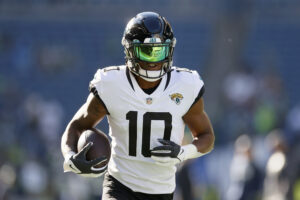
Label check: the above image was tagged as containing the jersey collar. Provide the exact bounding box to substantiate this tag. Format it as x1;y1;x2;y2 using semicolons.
126;67;172;93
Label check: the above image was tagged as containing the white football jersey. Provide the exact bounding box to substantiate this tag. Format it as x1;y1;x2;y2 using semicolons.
89;65;204;194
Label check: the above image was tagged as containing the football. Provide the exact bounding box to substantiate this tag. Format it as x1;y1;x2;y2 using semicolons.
77;128;111;168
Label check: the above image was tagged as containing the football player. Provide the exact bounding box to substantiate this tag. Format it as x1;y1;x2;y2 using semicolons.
61;11;215;200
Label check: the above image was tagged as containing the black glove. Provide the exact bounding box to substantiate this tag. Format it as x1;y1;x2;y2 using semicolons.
150;139;183;166
151;139;181;158
63;142;107;177
151;139;206;166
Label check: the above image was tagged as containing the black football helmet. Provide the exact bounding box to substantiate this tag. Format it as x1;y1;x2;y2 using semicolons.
122;12;176;81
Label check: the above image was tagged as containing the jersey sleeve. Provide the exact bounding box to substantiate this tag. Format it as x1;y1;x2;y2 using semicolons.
191;70;205;106
89;69;110;114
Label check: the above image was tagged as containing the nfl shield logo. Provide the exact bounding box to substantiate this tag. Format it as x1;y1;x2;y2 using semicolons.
146;97;153;104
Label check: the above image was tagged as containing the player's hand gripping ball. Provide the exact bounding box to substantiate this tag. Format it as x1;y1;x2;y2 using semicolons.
64;128;111;178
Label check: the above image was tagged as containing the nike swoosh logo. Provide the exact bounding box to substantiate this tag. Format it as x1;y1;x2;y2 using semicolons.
179;149;184;155
69;164;76;171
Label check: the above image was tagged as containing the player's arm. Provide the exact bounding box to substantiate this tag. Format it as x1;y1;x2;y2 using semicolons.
151;98;215;166
61;93;108;176
182;98;215;153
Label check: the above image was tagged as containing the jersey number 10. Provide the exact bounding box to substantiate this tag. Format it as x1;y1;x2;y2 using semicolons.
126;111;172;157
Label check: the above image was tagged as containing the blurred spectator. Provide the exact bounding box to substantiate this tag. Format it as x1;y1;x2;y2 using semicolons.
36;44;78;74
254;67;287;135
19;93;64;161
22;93;64;147
220;65;257;143
226;134;263;200
286;104;300;133
286;104;300;143
20;160;49;196
223;68;257;107
0;163;16;199
262;129;289;200
280;127;300;200
175;163;195;200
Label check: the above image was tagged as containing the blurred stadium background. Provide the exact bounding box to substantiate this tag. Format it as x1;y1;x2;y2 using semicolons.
1;0;300;199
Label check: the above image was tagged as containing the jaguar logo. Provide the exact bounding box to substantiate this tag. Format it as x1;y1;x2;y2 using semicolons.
169;93;184;105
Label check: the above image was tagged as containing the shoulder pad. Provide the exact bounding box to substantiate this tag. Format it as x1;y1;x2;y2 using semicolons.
102;66;121;72
174;67;193;73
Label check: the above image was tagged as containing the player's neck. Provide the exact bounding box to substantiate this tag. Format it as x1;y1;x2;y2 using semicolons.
134;75;161;89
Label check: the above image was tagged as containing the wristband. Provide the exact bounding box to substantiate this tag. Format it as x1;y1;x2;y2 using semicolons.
180;144;206;161
64;151;76;161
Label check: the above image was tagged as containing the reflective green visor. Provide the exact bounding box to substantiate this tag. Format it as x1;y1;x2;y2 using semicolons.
134;44;169;62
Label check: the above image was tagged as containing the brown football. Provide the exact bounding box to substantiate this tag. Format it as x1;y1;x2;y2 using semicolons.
77;128;111;168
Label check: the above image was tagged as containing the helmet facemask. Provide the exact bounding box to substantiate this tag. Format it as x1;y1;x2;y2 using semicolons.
123;37;176;82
